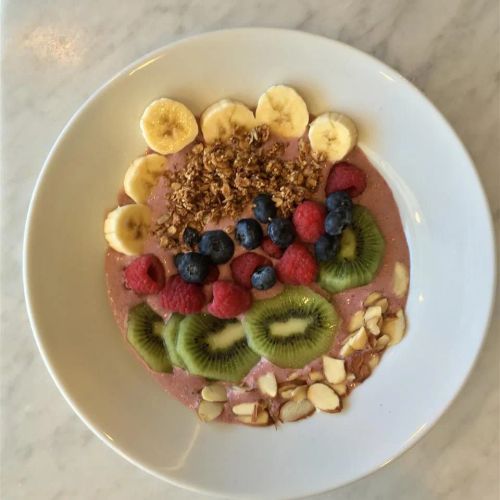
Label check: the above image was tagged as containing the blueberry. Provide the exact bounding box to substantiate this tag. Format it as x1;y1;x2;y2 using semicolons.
324;207;352;236
326;191;353;213
251;266;277;290
199;230;235;264
174;253;184;269
268;218;295;248
177;252;210;283
183;226;200;248
314;235;340;262
252;194;277;223
235;219;263;249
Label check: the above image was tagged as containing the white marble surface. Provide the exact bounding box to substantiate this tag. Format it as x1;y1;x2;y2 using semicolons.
1;0;499;498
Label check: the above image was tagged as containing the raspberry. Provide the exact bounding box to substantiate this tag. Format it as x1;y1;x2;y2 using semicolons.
124;254;165;294
292;201;326;243
160;275;205;314
261;237;284;259
204;265;220;284
208;281;252;319
230;252;272;289
276;243;318;285
325;162;367;198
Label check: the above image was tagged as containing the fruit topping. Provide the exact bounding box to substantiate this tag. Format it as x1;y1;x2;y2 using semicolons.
204;264;220;284
292;201;326;243
230;252;272;289
160;275;205;314
251;266;277;291
124;254;166;294
252;193;277;223
161;313;186;369
182;226;201;248
276;243;317;285
123;154;166;204
208;281;253;319
199;230;235;264
325;191;353;212
325;162;367;198
393;262;409;297
324;206;353;236
261;236;284;259
176;252;210;284
235;218;264;249
268;218;295;248
314;234;340;263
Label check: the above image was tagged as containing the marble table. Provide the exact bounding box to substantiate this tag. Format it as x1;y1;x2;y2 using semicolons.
2;0;499;498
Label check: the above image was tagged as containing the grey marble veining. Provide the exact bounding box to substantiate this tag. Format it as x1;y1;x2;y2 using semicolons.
1;0;499;498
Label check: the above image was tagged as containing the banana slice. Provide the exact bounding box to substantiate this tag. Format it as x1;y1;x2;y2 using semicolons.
308;112;358;163
140;98;198;155
255;85;309;138
104;204;151;256
200;99;256;143
124;154;166;204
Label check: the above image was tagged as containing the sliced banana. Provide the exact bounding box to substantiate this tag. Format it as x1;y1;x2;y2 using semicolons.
308;112;358;163
104;204;151;256
255;85;309;138
140;98;198;155
124;154;166;204
200;99;256;143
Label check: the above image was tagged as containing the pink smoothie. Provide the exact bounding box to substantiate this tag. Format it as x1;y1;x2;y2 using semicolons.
105;139;410;424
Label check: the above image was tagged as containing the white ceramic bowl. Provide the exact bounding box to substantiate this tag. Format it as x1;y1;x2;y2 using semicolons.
24;29;495;499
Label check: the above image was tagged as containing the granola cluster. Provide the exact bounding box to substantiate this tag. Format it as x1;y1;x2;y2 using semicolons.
153;125;326;249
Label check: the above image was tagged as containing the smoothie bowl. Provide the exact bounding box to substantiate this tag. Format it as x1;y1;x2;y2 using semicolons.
23;29;495;498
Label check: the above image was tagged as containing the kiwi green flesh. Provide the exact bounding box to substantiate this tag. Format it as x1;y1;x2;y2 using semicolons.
177;314;260;382
243;287;338;369
161;313;187;368
127;303;172;373
319;205;385;294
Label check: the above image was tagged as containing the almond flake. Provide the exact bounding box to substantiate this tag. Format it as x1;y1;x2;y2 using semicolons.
374;297;389;314
331;383;347;396
340;342;354;358
237;410;270;426
364;292;382;307
368;353;380;370
232;401;259;416
291;385;308;402
201;384;227;403
322;356;346;384
365;317;381;336
197;401;224;422
375;334;390;351
279;399;315;422
348;310;364;332
364;305;383;322
257;372;278;398
393;262;409;297
286;371;301;382
346;373;356;383
348;326;368;350
382;309;406;346
307;383;341;412
309;371;324;382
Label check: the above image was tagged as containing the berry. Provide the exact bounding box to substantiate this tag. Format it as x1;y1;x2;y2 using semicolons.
292;201;326;243
174;253;184;269
230;252;272;289
204;265;220;284
326;191;353;212
261;237;284;259
183;226;200;247
199;230;235;264
235;219;263;249
325;162;367;198
160;275;205;314
276;243;318;285
251;266;277;290
252;194;277;223
177;252;210;284
314;235;340;262
124;254;166;295
268;218;295;248
208;281;252;319
324;207;352;236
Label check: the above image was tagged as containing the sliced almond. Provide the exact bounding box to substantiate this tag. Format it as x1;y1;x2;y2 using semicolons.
374;297;389;314
309;371;324;382
232;401;259;416
197;401;224;422
365;317;381;336
278;383;298;400
382;309;406;346
322;356;346;384
291;385;308;402
257;372;278;398
368;353;380;370
237;410;270;426
331;383;347;396
348;326;368;350
340;342;354;358
346;373;356;383
364;305;382;322
201;384;228;403
348;310;364;332
286;371;300;382
393;262;409;298
279;399;315;422
230;385;250;394
364;291;382;307
375;334;390;351
307;383;341;412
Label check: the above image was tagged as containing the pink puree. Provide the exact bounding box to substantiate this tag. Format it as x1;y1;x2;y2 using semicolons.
105;140;410;422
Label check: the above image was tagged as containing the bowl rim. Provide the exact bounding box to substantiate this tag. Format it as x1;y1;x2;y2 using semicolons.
23;27;497;498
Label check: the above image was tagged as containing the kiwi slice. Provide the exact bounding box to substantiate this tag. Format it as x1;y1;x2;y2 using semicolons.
177;314;260;382
243;287;338;368
319;205;385;294
127;303;172;373
161;313;186;369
